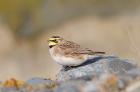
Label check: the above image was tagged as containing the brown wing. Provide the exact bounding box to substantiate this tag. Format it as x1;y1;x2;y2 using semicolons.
58;41;82;55
58;41;105;56
73;49;105;55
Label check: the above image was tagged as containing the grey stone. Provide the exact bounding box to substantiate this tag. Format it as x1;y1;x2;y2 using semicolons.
27;77;55;87
26;77;55;92
125;80;140;92
54;80;86;92
57;56;136;81
0;87;21;92
127;68;140;77
56;73;119;92
83;82;100;92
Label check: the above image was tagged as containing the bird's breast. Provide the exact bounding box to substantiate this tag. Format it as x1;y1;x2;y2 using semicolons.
50;48;88;66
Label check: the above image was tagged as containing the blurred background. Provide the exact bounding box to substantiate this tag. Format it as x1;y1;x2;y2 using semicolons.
0;0;140;80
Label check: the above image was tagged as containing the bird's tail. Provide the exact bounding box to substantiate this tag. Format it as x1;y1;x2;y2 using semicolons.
87;51;105;59
93;51;105;54
87;50;105;55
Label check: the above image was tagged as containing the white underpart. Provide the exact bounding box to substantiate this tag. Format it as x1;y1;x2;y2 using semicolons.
52;55;86;66
87;54;102;59
49;48;87;66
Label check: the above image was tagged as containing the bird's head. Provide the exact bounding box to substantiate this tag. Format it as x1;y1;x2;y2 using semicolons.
48;36;63;48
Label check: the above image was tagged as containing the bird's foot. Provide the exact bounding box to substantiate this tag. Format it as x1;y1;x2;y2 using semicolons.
61;66;74;71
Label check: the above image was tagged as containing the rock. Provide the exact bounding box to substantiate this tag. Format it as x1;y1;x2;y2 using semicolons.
26;77;56;92
0;56;139;92
0;78;56;92
116;68;140;91
2;78;26;89
57;56;136;81
0;87;21;92
27;77;56;88
127;68;140;78
83;74;119;92
55;73;119;92
125;80;140;92
0;78;28;92
54;80;86;92
55;72;140;92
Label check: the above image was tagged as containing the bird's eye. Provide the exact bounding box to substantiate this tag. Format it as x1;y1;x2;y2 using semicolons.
50;39;58;43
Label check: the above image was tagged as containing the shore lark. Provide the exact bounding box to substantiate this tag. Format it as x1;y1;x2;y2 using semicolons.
48;36;105;66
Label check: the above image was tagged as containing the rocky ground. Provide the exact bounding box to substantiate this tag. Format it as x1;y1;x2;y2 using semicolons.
0;56;140;92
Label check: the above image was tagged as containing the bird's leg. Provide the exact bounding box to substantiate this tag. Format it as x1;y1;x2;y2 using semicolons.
62;66;73;71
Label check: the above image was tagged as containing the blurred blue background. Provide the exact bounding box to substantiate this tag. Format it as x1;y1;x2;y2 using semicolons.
0;0;140;80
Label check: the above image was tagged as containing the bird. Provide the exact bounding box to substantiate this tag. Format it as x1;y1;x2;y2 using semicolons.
48;36;105;67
